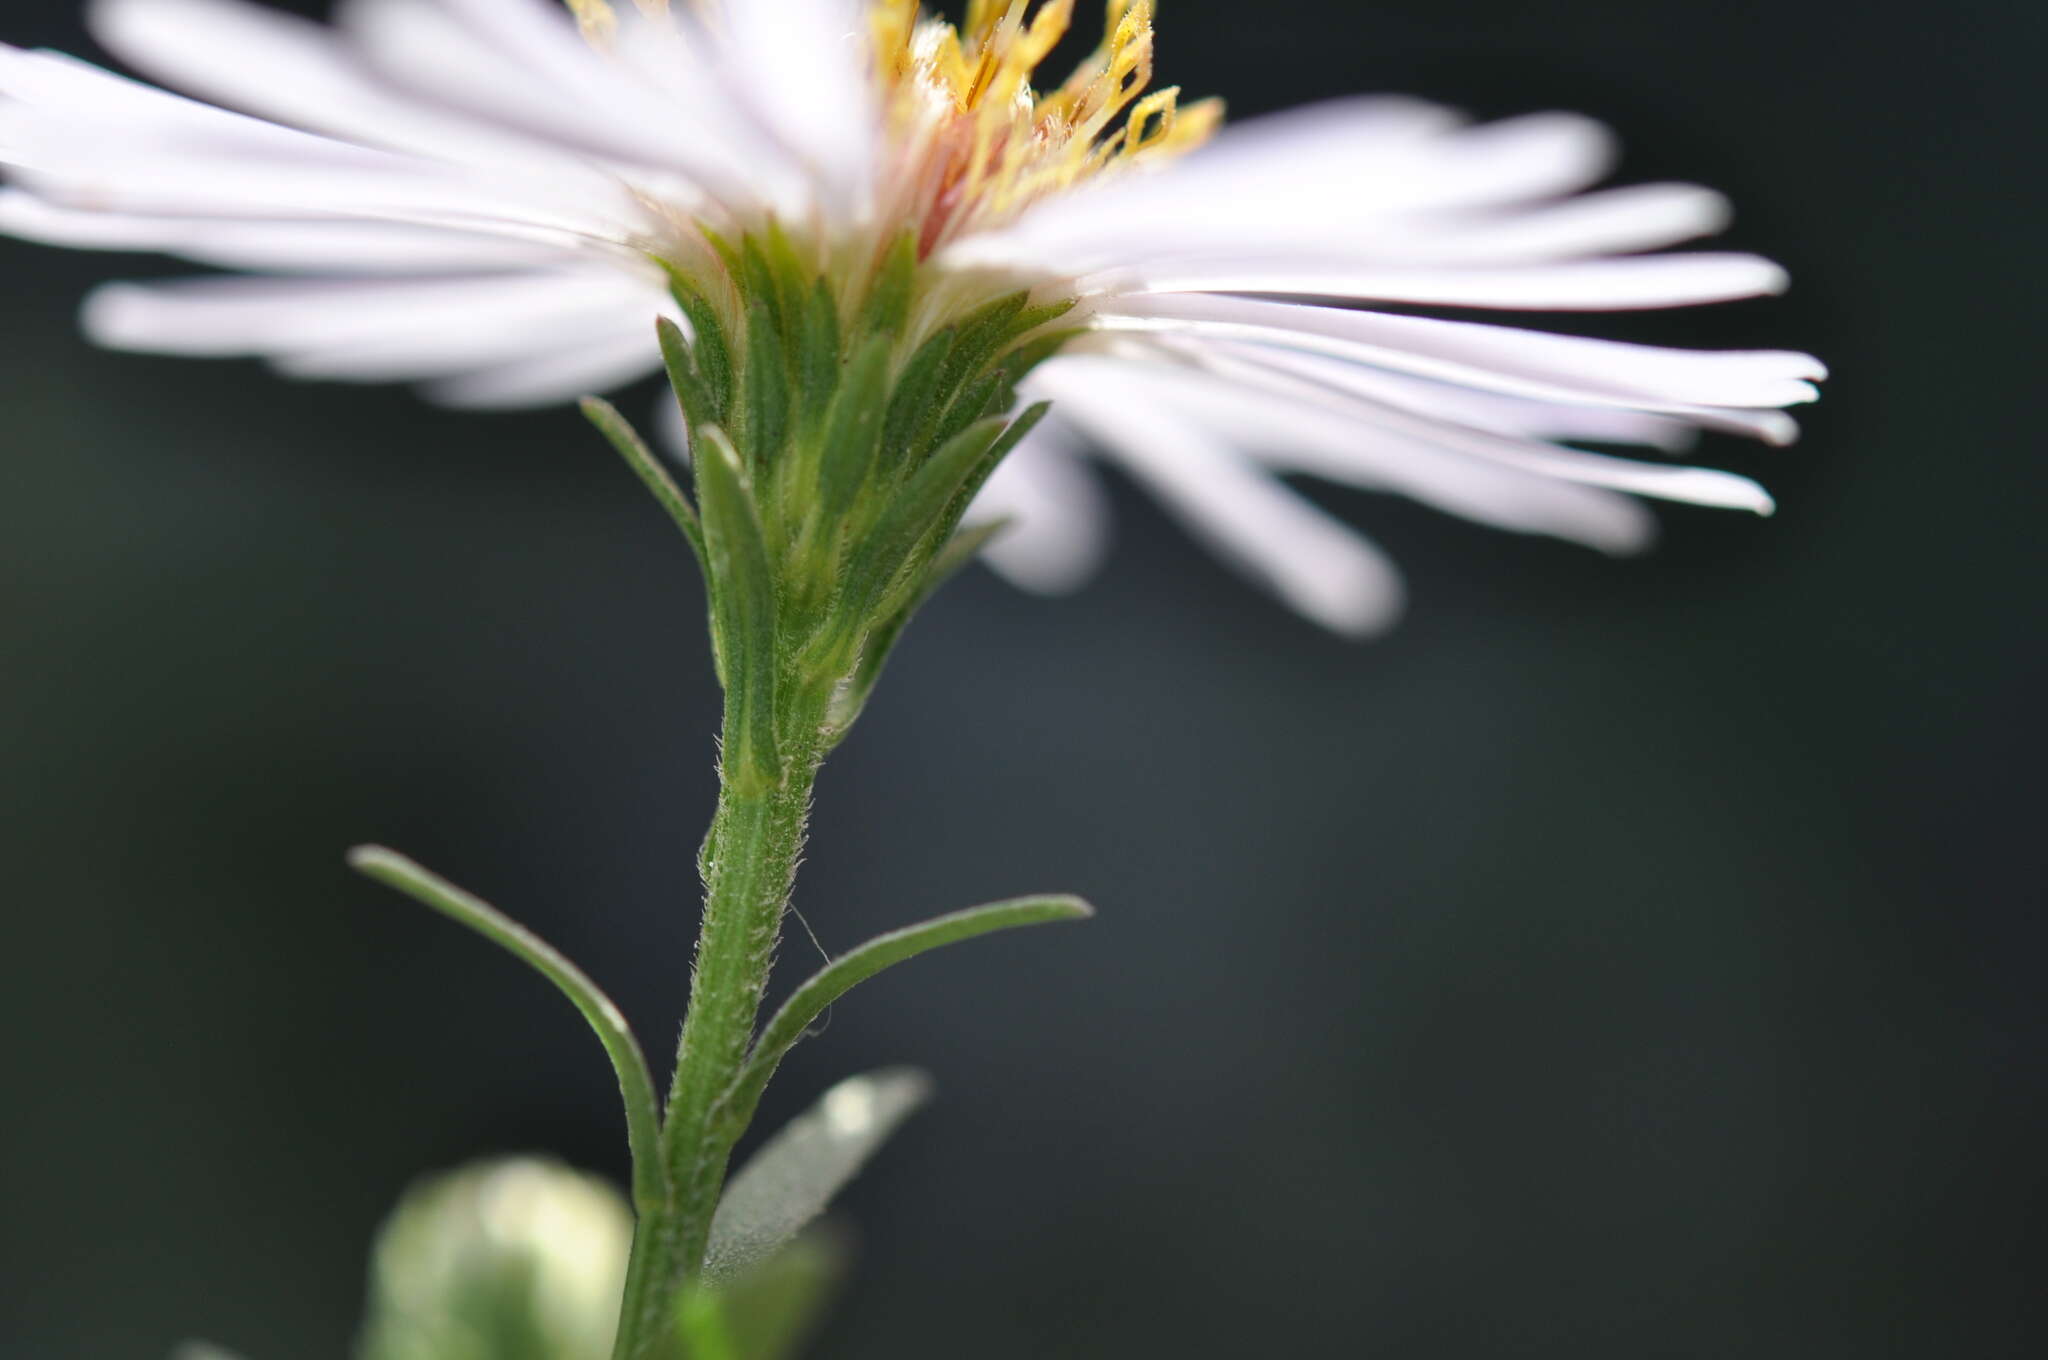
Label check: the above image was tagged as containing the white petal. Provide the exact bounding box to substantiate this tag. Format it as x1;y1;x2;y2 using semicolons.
1151;343;1776;518
952;104;1618;272
423;329;663;409
1101;253;1790;311
0;190;565;272
89;0;577;168
82;268;661;361
0;50;638;244
1053;355;1660;553
1183;340;1796;447
967;417;1111;594
335;0;721;187
716;0;875;211
1096;293;1826;412
1385;183;1735;265
1029;360;1405;634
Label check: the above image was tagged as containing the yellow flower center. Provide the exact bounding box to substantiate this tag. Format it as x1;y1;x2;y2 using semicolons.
869;0;1222;253
569;1;1221;256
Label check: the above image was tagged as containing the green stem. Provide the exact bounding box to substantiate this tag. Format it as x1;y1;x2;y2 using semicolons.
612;701;824;1360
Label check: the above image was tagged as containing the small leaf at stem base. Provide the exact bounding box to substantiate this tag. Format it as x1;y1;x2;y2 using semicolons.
703;1069;931;1285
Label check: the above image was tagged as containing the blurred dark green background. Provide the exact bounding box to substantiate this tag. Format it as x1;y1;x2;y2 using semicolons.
3;1;2041;1356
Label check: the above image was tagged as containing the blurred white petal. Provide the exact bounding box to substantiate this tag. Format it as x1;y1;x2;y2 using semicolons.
1098;293;1826;411
1101;253;1790;311
967;417;1111;594
1032;360;1406;635
0;1;1821;633
0;190;563;271
716;0;875;213
1052;354;1658;554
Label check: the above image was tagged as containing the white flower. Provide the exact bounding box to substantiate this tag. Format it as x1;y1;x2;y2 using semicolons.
0;0;1824;632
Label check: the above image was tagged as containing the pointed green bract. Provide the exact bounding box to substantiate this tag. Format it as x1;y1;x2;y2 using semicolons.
655;317;720;437
879;326;957;466
346;848;668;1215
856;232;917;339
738;297;789;478
813;335;892;529
579;396;709;576
795;279;842;434
718;895;1093;1134
693;428;782;791
662;274;733;421
571;229;1098;1358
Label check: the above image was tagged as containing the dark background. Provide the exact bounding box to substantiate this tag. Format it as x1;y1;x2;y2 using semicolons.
2;1;2041;1356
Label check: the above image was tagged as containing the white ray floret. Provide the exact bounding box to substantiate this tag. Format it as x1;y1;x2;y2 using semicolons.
0;0;1825;633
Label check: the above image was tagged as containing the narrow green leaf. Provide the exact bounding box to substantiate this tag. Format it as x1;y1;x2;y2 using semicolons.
700;225;746;284
760;221;814;350
997;324;1086;385
823;516;1013;743
944;400;1051;531
877;327;954;470
703;1069;933;1286
724;895;1092;1127
661;273;733;421
346;847;668;1214
655;317;720;438
814;334;892;528
836;415;1005;625
796;279;842;431
580;396;709;575
857;232;917;339
738;235;785;341
925;515;1013;591
922;366;1008;455
930;291;1029;405
694;427;781;788
739;298;789;470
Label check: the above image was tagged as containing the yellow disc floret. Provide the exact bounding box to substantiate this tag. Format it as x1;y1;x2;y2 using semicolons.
871;1;1222;254
570;1;1220;258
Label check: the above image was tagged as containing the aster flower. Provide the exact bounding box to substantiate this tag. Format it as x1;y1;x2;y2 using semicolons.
0;0;1821;633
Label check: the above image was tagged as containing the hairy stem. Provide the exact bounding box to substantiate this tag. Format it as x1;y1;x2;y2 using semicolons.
612;698;825;1360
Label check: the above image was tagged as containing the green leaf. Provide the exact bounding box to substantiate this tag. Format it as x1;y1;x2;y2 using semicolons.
822;516;1013;742
694;427;781;789
679;1228;848;1360
943;400;1051;531
877;326;955;471
810;334;892;529
738;298;788;469
581;396;709;579
171;1344;248;1360
835;415;1004;625
757;222;813;351
656;317;721;439
346;847;668;1213
662;277;733;422
703;1069;932;1286
930;290;1029;406
795;279;842;432
856;232;917;339
720;894;1093;1128
922;365;1008;455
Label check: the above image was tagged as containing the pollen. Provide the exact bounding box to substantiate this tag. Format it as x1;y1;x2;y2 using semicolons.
571;1;1220;258
872;1;1222;254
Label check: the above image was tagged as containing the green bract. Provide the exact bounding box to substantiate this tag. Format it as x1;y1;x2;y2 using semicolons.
390;227;1097;1359
606;228;1077;762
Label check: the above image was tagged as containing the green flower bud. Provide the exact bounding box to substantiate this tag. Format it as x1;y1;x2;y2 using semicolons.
356;1158;633;1360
